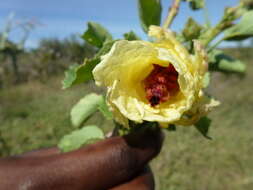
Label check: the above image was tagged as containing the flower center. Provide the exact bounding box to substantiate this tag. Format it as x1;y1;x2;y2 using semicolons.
143;64;179;107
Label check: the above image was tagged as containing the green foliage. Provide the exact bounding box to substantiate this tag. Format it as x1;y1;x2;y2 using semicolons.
82;22;113;48
203;72;210;88
58;125;105;152
62;40;116;89
38;36;95;63
218;58;246;73
194;116;212;139
95;40;117;57
70;93;112;127
209;50;246;73
74;58;99;83
123;31;141;41
224;11;253;41
0;34;96;88
62;0;252;147
182;17;203;41
183;0;205;10
138;0;162;33
98;96;113;120
70;93;104;127
62;58;99;89
62;64;79;89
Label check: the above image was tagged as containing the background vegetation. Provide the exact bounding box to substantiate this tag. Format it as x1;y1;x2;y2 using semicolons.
0;38;252;189
0;35;95;88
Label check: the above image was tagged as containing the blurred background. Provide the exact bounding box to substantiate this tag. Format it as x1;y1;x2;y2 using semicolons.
0;0;252;189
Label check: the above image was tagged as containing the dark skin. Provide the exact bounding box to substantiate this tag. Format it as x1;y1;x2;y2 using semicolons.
0;127;163;190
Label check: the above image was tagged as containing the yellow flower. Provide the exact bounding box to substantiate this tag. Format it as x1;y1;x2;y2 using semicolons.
93;25;219;127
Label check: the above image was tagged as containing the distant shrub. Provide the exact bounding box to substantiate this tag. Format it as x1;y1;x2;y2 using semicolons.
0;35;96;87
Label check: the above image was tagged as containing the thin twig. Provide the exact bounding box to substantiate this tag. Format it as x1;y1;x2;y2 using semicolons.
203;1;211;28
163;0;181;29
207;37;225;52
200;4;243;48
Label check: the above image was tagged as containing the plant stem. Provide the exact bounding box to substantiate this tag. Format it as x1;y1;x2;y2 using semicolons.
200;22;227;47
203;1;211;28
163;0;181;29
200;4;243;48
207;37;225;52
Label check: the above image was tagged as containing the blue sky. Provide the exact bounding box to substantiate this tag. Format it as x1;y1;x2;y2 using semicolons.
0;0;240;48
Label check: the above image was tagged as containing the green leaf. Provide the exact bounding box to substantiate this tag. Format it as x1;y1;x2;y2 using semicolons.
58;125;105;152
62;64;80;89
71;93;104;127
62;40;116;89
95;40;117;57
208;49;221;63
208;50;246;73
182;17;203;41
70;93;112;127
138;0;162;33
183;0;204;10
194;117;212;139
82;22;113;48
62;58;99;89
123;31;141;41
224;11;253;41
203;72;210;88
218;58;246;73
98;96;113;120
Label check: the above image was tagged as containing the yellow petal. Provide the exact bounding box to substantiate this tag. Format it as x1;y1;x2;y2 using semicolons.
92;26;219;127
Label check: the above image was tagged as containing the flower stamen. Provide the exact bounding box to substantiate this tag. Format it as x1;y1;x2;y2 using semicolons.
144;64;179;107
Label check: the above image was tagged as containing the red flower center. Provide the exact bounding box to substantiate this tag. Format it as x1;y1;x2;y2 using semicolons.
143;64;179;107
